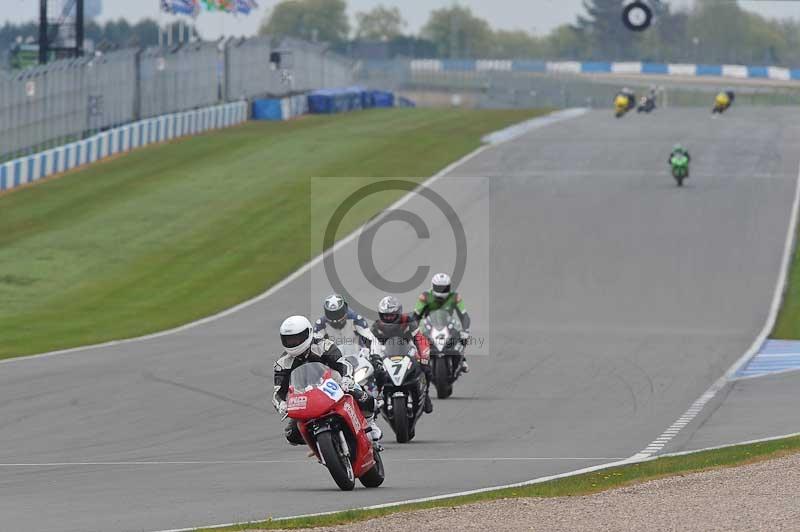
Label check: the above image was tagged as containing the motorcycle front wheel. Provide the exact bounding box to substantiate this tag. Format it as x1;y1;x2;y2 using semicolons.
434;358;453;399
317;430;355;491
392;395;411;443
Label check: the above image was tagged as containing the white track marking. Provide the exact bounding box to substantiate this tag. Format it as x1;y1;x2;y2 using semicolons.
149;125;800;532
630;161;800;461
152;457;638;532
0;457;623;468
150;431;800;532
0;108;588;366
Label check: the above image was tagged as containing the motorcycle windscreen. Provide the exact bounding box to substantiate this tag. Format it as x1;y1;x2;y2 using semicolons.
381;337;414;358
429;309;462;331
289;362;341;392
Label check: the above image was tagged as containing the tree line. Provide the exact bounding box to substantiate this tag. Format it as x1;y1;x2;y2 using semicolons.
3;0;799;66
261;0;800;67
1;19;162;55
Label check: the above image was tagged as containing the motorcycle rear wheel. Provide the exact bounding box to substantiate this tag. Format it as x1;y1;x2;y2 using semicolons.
317;431;355;491
392;395;411;443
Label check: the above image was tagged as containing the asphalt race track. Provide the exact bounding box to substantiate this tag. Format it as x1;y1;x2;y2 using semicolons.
1;108;799;532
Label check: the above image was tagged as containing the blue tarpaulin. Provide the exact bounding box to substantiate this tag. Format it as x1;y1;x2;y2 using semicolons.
252;99;283;120
307;87;400;114
370;90;395;108
308;87;366;114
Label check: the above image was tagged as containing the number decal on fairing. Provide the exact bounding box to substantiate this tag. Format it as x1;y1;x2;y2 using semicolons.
321;379;344;401
392;362;403;376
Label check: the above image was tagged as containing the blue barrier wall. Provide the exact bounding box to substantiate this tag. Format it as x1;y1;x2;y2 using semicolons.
581;62;612;73
512;60;547;72
408;58;800;82
696;64;723;76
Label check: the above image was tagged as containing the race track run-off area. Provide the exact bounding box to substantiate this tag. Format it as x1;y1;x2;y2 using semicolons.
1;107;799;532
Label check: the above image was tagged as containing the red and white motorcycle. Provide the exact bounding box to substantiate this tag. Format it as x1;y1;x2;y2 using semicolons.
286;362;385;490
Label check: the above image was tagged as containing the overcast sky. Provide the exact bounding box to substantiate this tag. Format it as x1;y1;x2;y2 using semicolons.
4;0;800;39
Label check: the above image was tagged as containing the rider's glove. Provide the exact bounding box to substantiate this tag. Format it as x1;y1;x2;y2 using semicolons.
277;400;288;416
340;376;356;392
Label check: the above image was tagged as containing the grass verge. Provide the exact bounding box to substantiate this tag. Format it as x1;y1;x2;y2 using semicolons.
0;108;547;358
201;434;800;531
772;219;800;337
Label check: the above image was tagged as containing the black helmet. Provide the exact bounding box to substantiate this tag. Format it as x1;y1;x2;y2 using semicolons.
378;296;402;323
323;294;347;328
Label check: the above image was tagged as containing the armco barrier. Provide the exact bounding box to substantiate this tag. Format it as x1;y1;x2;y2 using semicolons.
0;101;247;193
408;59;800;81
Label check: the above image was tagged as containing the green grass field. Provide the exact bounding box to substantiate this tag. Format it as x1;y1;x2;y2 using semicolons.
202;434;800;531
0;108;546;358
772;234;800;338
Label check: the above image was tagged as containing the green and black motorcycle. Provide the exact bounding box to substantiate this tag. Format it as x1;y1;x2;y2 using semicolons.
670;153;690;187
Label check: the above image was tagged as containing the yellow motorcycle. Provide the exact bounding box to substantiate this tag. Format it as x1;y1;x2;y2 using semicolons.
614;94;634;118
712;91;734;114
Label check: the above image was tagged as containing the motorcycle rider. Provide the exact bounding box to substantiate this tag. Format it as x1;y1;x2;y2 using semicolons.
669;144;691;164
313;294;374;349
714;90;734;112
668;144;691;176
273;315;382;444
413;273;472;374
615;87;635;105
368;296;434;414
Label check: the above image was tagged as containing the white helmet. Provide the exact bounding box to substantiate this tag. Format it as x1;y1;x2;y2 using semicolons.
279;315;313;357
431;272;452;300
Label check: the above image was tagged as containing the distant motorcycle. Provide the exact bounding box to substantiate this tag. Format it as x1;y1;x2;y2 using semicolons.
376;337;428;443
637;95;656;113
712;90;735;114
614;93;635;118
422;309;466;399
670;153;690;187
286;362;385;490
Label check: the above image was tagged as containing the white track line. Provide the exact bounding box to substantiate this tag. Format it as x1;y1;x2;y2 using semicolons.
0;457;624;468
150;124;800;532
0;108;588;366
151;432;800;532
630;161;800;461
153;457;638;532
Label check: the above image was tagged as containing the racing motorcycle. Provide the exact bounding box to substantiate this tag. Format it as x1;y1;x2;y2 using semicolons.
712;91;735;115
422;309;466;399
636;95;655;114
614;93;635;118
670;153;690;187
377;337;428;443
286;362;385;490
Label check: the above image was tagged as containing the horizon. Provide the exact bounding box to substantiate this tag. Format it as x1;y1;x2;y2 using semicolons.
3;0;800;41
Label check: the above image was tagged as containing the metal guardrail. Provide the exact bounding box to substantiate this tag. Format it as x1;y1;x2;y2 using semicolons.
0;37;355;162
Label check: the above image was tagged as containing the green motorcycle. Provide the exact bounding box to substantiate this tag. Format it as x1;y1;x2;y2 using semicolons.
670;154;689;187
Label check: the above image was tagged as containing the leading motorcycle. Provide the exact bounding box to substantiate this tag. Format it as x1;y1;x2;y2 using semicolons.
422;309;466;399
377;337;428;443
670;153;690;187
614;93;634;118
286;362;385;490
